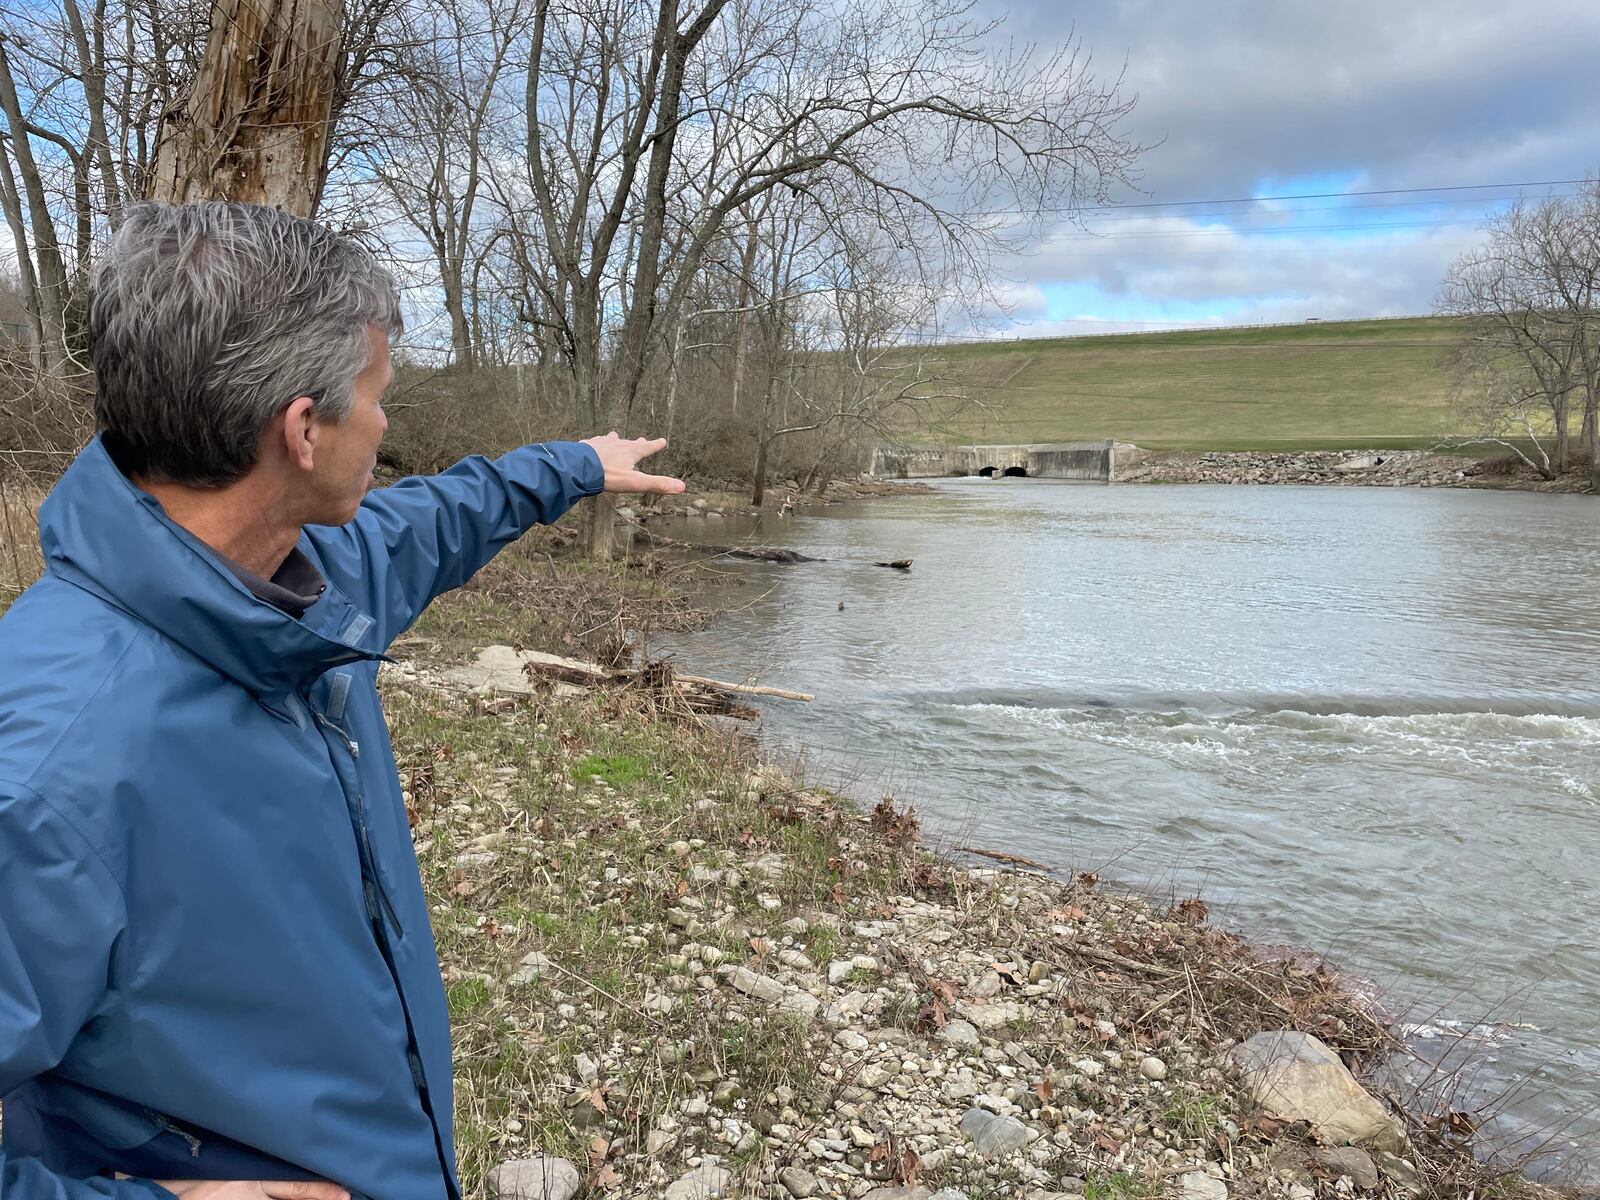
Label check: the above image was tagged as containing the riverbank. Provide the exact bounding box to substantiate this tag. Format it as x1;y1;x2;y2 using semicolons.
393;540;1580;1200
1114;449;1594;493
617;479;936;527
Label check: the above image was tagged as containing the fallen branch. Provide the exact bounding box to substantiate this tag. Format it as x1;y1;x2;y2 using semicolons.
674;674;814;702
1047;940;1177;980
636;528;822;563
957;845;1051;871
441;646;812;722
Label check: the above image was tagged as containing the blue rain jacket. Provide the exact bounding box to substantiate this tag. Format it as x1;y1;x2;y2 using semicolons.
0;436;604;1198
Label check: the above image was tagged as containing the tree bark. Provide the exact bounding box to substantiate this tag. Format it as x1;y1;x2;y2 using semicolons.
152;0;345;218
0;38;71;374
62;0;124;228
0;137;46;366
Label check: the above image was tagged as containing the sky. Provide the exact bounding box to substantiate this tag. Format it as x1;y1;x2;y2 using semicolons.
959;0;1600;337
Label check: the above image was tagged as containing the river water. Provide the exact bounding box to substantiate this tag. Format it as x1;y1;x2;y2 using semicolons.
656;479;1600;1180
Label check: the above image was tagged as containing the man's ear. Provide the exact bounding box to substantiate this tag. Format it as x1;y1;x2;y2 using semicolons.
279;395;321;473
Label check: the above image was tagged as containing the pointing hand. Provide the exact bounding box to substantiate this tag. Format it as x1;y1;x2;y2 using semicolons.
581;432;686;495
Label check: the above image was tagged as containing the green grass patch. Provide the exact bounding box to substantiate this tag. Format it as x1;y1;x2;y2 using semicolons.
570;752;655;788
912;316;1469;450
1084;1171;1159;1200
1162;1086;1224;1142
446;975;491;1019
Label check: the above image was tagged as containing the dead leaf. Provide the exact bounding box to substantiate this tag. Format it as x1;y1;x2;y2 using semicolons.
1169;897;1209;925
915;998;951;1030
1241;1114;1286;1139
1032;1077;1055;1103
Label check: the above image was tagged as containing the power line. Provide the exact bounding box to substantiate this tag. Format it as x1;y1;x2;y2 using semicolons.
966;177;1597;218
1089;177;1596;211
1048;190;1589;223
1050;217;1487;242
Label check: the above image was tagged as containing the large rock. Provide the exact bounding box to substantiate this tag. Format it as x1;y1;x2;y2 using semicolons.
779;1165;820;1198
1315;1146;1380;1190
665;1163;732;1200
958;1107;1031;1156
442;646;596;697
1230;1031;1404;1150
728;967;787;1004
487;1156;581;1200
1178;1174;1227;1200
860;1189;932;1200
937;1019;981;1047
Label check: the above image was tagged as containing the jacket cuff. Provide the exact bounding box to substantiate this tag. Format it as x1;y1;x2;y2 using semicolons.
549;441;606;497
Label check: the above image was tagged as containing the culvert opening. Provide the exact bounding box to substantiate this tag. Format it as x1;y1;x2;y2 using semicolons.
977;466;998;477
1002;466;1028;477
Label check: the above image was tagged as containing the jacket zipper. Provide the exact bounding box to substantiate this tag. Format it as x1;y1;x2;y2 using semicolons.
314;711;404;938
146;1112;202;1157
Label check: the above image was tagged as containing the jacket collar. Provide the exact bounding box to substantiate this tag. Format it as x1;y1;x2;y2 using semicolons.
38;437;383;698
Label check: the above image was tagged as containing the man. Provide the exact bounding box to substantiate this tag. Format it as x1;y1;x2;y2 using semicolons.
0;202;683;1199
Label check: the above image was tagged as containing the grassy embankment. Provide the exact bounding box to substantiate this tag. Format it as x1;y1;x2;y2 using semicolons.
918;318;1468;453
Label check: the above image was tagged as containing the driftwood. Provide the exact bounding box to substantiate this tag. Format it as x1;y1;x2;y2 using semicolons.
635;528;822;563
674;674;815;702
956;845;1052;871
441;647;812;722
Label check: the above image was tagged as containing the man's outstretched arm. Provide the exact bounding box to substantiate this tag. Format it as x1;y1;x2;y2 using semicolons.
306;434;683;646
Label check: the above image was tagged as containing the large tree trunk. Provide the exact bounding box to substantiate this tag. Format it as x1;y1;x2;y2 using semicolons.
751;373;777;507
152;0;345;218
0;39;71;374
62;0;124;228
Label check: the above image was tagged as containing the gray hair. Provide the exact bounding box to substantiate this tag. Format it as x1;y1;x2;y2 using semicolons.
90;201;404;486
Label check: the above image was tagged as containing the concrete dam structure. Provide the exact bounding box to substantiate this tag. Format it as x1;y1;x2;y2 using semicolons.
870;441;1130;481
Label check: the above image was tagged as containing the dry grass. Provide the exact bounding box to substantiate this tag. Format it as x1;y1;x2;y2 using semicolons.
0;473;44;613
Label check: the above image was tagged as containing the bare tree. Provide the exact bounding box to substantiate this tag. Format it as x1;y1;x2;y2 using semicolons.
0;34;73;374
363;0;529;368
499;0;1137;555
1438;190;1600;483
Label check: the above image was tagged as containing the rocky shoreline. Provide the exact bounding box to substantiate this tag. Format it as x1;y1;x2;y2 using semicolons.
382;610;1570;1200
1116;448;1593;493
1117;450;1477;489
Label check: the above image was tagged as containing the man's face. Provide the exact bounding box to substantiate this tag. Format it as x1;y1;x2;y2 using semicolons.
307;324;391;526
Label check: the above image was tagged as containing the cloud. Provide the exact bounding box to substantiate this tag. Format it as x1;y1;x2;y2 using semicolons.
952;0;1600;335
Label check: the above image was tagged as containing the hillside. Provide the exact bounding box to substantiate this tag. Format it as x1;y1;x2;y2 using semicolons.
923;316;1465;451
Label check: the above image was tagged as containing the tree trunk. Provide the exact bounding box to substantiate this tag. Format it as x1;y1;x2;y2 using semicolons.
751;374;777;507
0;141;45;366
568;316;617;559
62;0;124;228
0;39;71;374
152;0;345;218
1585;388;1600;493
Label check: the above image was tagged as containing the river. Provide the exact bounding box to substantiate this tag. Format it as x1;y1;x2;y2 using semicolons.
655;479;1600;1181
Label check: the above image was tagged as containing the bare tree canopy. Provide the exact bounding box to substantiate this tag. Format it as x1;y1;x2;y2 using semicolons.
3;0;1145;542
1438;181;1600;484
